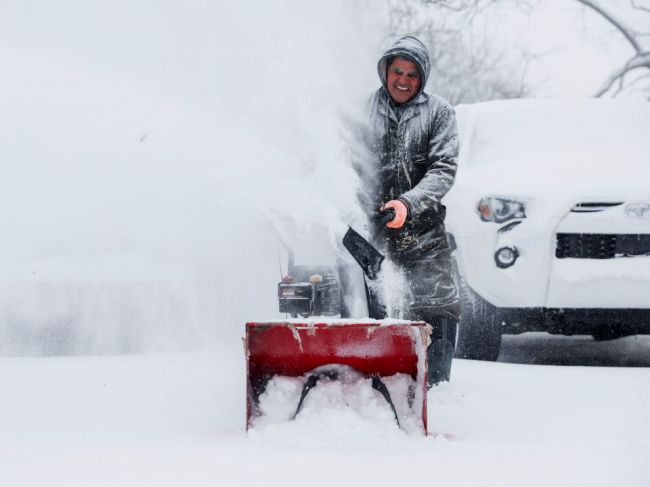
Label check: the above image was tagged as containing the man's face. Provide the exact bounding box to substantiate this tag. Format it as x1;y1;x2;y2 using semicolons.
386;57;422;105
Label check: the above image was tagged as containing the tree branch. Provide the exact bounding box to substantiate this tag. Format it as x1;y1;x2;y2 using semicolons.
631;0;650;13
594;52;650;96
614;70;650;97
575;0;642;53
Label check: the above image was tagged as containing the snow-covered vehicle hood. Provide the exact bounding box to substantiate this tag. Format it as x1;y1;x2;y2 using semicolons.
452;98;650;205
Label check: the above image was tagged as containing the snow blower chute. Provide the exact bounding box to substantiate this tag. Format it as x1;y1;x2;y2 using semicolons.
246;210;431;434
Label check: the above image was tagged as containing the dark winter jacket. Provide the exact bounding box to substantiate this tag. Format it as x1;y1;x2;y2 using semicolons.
362;36;459;262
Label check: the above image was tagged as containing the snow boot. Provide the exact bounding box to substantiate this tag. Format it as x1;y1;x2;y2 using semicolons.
427;338;454;388
426;318;457;389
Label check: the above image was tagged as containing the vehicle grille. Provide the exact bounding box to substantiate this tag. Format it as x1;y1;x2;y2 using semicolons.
556;233;650;259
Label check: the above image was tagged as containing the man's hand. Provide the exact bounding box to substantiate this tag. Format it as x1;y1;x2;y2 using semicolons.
381;200;409;229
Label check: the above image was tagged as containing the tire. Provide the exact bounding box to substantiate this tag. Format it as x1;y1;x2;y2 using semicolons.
455;277;502;361
591;329;628;341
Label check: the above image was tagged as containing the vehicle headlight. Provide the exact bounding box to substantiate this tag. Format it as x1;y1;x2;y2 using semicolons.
478;197;526;223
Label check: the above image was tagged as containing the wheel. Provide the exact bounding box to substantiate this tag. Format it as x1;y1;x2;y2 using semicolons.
455;276;502;361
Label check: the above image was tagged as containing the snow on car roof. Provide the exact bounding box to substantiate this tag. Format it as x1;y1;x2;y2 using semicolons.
452;98;650;197
456;98;650;169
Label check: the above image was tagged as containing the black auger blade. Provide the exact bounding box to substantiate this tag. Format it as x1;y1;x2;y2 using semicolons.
292;370;401;429
371;375;401;428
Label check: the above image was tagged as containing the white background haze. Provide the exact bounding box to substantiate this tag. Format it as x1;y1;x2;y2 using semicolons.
0;0;384;354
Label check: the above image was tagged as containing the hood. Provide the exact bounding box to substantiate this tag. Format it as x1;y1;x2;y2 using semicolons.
377;36;431;102
452;98;650;206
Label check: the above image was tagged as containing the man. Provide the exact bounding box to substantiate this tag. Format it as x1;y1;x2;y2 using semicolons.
361;36;460;387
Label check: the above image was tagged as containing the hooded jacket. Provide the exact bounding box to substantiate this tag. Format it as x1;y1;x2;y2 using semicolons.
363;36;459;261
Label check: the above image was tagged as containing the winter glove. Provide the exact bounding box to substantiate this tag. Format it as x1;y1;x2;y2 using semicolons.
381;200;409;229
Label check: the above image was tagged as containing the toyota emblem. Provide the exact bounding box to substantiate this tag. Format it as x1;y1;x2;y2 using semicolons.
625;201;650;222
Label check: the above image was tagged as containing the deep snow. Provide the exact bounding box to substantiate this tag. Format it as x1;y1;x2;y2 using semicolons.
1;337;649;487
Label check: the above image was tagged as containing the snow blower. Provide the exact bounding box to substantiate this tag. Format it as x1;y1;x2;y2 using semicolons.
245;210;431;434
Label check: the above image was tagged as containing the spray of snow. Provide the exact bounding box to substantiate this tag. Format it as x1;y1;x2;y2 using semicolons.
368;259;412;319
0;1;387;355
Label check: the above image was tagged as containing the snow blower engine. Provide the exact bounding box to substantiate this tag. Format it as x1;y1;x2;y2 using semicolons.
277;256;341;318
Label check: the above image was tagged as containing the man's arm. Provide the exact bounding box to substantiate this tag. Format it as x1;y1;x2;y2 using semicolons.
398;103;459;220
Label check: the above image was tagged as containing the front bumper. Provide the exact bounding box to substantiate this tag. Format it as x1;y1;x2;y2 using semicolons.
455;199;650;309
497;307;650;336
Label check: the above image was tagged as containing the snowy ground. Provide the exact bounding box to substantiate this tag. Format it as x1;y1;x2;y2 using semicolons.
2;333;648;487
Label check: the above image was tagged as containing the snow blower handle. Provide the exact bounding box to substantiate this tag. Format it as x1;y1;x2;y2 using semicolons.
371;208;396;240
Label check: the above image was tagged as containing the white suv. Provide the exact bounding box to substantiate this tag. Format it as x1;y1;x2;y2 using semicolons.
445;98;650;361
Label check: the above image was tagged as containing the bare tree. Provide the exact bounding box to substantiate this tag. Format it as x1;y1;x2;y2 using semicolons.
576;0;650;98
386;0;538;104
390;0;650;101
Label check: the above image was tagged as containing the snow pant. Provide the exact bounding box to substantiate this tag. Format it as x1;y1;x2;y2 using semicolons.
393;251;460;388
